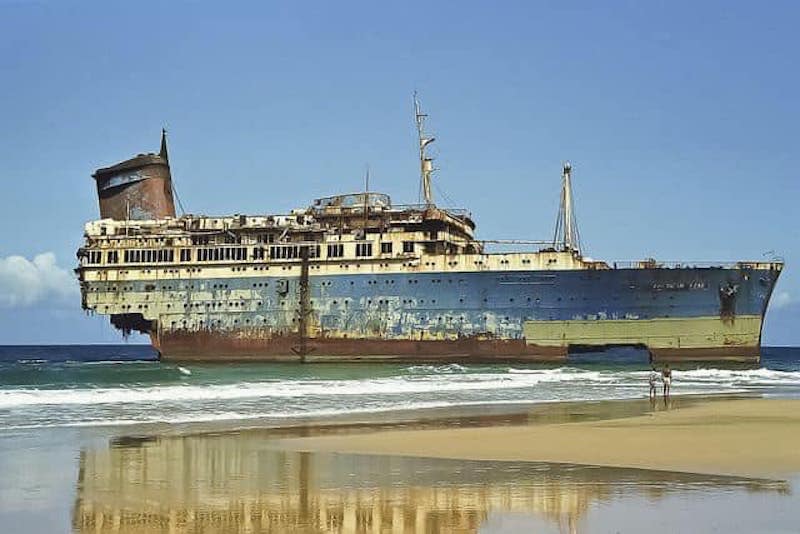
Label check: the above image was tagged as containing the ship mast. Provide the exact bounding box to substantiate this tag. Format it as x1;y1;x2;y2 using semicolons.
553;162;582;254
414;93;435;207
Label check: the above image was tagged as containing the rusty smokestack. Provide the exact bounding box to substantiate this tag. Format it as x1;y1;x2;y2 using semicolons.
92;130;176;220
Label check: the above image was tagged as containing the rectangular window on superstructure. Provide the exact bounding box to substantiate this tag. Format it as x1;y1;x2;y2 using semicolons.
403;241;415;253
381;242;392;254
181;249;191;262
356;243;373;257
107;251;118;264
327;244;344;258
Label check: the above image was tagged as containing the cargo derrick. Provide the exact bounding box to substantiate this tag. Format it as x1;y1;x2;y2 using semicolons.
76;100;783;363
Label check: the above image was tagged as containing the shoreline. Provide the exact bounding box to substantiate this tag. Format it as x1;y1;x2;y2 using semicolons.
277;396;800;479
5;392;797;480
2;391;758;438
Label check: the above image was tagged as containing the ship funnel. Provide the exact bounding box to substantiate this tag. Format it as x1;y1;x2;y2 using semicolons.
92;130;176;220
553;161;582;253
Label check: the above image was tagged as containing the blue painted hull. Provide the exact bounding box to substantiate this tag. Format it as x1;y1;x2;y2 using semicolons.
86;265;781;361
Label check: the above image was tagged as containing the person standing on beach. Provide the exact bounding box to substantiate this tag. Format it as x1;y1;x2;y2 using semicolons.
649;366;659;399
662;364;672;398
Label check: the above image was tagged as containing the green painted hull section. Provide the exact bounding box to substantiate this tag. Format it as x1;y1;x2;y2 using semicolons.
523;315;762;351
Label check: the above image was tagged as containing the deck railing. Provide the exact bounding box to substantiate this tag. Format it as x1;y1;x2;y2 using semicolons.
609;260;783;270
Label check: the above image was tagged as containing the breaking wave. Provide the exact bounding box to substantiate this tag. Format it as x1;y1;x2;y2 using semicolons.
676;368;800;386
1;366;795;411
0;368;624;408
1;354;798;431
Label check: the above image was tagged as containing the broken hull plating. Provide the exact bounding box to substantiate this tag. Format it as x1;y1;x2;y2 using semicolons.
86;267;781;363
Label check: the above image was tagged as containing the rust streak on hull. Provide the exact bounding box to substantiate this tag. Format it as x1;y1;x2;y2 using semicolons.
157;330;568;363
154;329;764;363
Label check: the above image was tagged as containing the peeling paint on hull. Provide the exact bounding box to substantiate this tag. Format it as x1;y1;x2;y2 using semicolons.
152;325;762;363
524;315;764;354
94;266;782;363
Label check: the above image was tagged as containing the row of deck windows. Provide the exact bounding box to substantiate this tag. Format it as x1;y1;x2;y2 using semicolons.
123;249;175;263
269;245;322;260
197;247;248;262
355;243;373;257
327;244;344;258
85;241;418;265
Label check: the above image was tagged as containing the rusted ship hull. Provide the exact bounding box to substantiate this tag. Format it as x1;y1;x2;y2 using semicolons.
151;330;568;362
151;331;765;363
93;266;782;363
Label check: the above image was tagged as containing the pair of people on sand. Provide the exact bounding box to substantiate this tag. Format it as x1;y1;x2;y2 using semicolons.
649;364;672;398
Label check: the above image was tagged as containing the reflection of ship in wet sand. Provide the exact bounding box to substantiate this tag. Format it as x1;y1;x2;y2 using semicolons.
72;430;787;533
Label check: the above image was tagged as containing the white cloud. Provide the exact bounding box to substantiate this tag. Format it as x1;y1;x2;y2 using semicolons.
0;252;78;307
772;291;793;310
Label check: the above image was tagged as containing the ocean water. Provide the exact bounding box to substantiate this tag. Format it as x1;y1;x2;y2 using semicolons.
0;345;798;431
1;345;799;533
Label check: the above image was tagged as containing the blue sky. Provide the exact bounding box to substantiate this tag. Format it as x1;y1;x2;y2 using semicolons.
0;1;797;344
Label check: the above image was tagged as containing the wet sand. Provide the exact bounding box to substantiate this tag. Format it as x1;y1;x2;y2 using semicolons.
281;397;800;478
3;395;799;532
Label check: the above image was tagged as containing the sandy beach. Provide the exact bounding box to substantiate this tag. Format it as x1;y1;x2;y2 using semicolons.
282;397;800;478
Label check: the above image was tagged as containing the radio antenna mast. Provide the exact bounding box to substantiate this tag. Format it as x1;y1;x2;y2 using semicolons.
553;162;582;254
414;93;435;207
